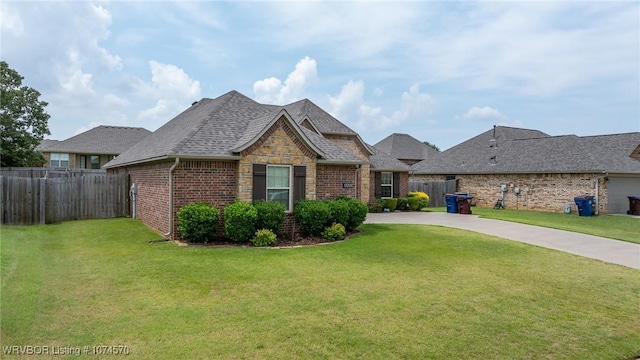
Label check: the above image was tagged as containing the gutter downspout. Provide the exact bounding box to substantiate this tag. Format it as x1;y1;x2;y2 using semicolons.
594;178;599;215
164;158;180;238
594;171;608;216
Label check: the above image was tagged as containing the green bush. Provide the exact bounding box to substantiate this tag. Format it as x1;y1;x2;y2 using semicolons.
293;200;332;236
253;200;285;235
327;199;350;228
342;198;368;231
369;200;384;213
224;201;258;243
322;222;346;241
251;229;277;247
407;197;421;211
397;197;409;210
408;191;430;209
176;202;220;243
384;198;398;211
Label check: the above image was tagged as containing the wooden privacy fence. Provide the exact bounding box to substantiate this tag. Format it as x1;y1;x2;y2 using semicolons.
409;179;458;207
0;167;106;178
1;173;130;225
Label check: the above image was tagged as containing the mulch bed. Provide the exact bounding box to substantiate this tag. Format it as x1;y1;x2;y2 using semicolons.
163;229;361;248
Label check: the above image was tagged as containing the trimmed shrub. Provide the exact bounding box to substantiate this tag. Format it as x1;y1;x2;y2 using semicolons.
327;199;350;228
224;201;258;243
252;229;277;247
253;200;285;235
177;202;220;243
322;222;346;241
384;198;398;211
294;200;332;236
407;197;421;211
397;197;409;211
408;191;430;209
369;200;384;213
343;198;368;231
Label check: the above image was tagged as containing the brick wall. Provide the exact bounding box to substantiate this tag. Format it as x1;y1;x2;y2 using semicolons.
109;161;173;236
238;117;317;203
369;171;409;203
323;134;371;203
109;160;238;241
417;172;608;213
316;165;357;199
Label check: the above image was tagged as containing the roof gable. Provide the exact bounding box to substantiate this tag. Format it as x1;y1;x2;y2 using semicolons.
373;133;439;161
105;90;368;168
231;110;324;157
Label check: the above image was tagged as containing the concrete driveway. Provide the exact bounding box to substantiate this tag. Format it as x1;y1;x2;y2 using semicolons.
365;212;640;269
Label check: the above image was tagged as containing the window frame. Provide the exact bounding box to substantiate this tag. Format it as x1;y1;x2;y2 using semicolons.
380;171;393;199
90;155;100;169
50;153;70;168
266;165;292;211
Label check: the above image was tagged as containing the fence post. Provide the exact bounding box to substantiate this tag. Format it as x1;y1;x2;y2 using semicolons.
40;178;46;224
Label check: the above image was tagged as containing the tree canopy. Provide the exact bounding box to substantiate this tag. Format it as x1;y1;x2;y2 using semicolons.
0;61;51;167
423;140;440;152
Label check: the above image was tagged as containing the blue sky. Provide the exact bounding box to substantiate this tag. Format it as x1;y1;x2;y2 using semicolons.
2;1;639;151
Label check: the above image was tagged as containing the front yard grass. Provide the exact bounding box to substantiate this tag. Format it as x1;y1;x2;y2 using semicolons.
424;206;640;244
2;219;639;359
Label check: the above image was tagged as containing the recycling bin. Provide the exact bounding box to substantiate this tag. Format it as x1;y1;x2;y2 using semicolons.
445;194;459;214
457;195;473;215
627;196;640;215
574;196;595;216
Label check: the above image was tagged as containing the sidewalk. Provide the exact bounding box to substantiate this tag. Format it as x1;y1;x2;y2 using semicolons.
365;212;640;269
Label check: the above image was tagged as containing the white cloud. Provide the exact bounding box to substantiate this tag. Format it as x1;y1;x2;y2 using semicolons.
103;94;128;107
413;2;638;96
136;61;201;123
253;56;318;104
463;106;507;121
251;3;420;66
330;82;435;131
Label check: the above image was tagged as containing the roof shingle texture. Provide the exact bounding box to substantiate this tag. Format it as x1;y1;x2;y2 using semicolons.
106;91;365;168
368;145;412;171
43;126;151;154
412;126;640;174
374;133;440;161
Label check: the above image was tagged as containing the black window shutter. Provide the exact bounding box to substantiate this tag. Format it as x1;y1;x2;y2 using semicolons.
393;172;400;198
253;164;266;201
374;172;382;198
293;165;306;202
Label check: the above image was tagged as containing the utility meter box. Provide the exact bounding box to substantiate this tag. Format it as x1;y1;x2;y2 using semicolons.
514;187;520;195
500;184;507;192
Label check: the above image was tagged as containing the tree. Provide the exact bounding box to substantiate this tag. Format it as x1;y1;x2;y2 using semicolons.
423;140;440;152
1;61;51;167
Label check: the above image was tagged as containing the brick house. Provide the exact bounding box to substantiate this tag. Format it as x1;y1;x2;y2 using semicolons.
410;126;640;214
104;90;409;239
39;126;151;169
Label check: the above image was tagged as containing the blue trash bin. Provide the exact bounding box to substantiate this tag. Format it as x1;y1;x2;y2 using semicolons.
445;194;459;214
574;196;594;216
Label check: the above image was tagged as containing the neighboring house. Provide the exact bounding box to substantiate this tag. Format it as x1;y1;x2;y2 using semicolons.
40;126;151;169
411;126;640;214
104;90;410;239
373;133;440;165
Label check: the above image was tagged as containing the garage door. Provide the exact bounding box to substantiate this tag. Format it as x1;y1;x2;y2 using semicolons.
607;176;640;213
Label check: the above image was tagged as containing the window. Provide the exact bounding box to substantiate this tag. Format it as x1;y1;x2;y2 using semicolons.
267;165;291;211
91;155;100;169
50;153;69;167
381;172;393;198
80;156;86;169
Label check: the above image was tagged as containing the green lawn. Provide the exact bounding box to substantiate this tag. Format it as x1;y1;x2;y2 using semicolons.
2;219;639;359
425;206;640;244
